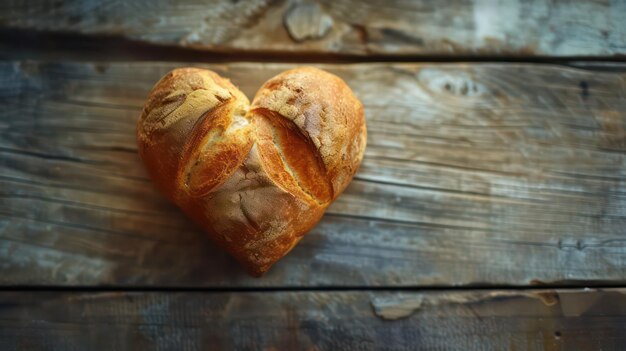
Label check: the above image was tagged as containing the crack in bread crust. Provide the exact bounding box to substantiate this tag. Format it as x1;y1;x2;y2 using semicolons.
252;107;333;205
180;102;252;198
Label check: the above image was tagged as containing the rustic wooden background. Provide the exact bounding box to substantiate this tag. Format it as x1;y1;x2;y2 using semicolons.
0;0;625;350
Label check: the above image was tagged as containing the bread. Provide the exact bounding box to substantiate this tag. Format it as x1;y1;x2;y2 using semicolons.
137;67;366;276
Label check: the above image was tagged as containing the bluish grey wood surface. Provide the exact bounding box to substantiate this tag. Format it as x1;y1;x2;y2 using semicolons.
0;288;624;350
0;61;624;287
0;0;624;57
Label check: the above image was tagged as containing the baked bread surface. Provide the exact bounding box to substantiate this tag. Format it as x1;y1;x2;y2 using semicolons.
137;67;366;276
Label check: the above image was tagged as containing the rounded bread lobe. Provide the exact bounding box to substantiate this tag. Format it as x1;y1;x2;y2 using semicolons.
137;67;251;202
251;67;366;199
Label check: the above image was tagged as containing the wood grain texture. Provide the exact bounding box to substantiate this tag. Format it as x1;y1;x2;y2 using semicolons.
0;0;624;57
0;61;625;287
0;288;625;350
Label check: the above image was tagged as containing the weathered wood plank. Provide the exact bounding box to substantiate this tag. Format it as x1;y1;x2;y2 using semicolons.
0;0;624;57
0;288;624;350
0;61;625;287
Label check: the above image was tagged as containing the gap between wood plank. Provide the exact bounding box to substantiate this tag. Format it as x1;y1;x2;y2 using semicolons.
1;28;625;66
0;283;624;293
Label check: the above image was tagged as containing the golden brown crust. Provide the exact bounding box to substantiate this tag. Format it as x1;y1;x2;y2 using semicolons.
137;67;249;202
137;66;366;276
251;67;366;197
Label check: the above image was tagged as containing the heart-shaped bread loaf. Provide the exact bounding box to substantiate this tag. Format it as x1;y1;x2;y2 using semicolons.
137;67;366;276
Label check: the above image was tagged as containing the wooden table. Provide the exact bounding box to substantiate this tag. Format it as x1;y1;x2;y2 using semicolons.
0;1;625;350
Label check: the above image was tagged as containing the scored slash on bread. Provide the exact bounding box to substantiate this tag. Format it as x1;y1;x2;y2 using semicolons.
137;67;367;276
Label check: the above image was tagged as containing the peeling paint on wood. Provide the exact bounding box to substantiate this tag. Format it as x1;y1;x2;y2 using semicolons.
284;2;333;42
371;290;567;320
370;294;423;320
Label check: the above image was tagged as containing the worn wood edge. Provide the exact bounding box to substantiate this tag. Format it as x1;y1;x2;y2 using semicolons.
1;28;626;64
0;0;624;58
